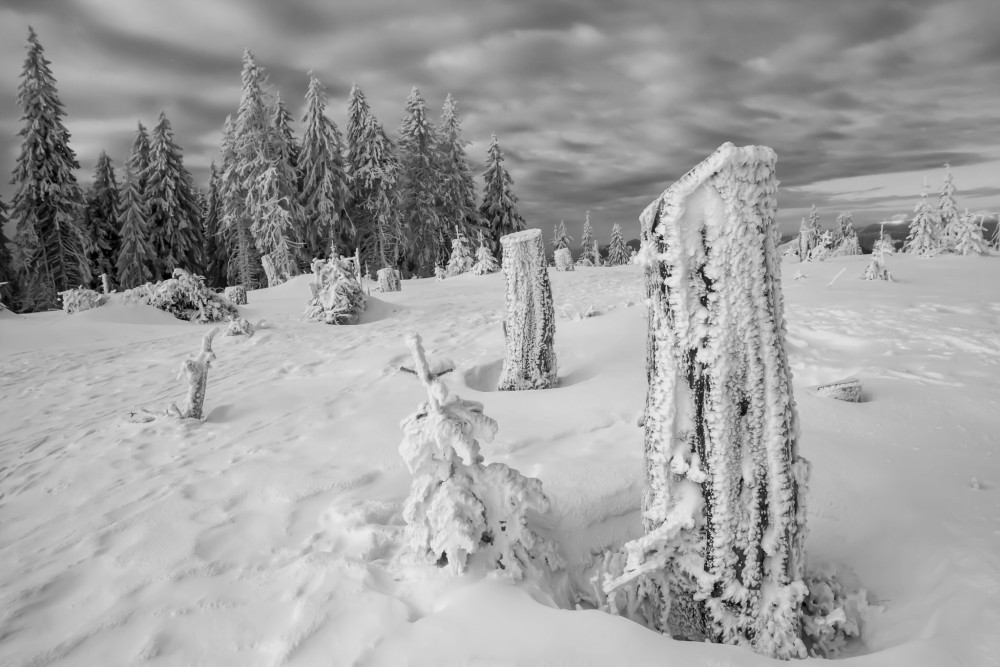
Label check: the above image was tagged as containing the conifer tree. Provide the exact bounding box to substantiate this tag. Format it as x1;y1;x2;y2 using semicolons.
129;121;151;197
202;162;227;288
115;166;154;289
905;180;941;256
577;211;598;265
398;87;445;275
833;211;861;256
272;94;300;179
299;72;351;261
951;208;988;255
0;195;15;307
479;134;525;260
82;151;120;283
471;230;500;275
550;220;572;252
10;27;91;311
445;226;475;276
346;83;403;271
218;114;261;288
144;111;204;278
438;94;480;243
605;223;630;266
938;164;959;249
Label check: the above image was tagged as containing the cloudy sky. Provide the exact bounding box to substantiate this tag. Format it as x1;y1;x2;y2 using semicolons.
1;0;999;241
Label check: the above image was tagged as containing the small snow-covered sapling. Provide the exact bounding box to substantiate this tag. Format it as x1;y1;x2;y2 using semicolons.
170;327;220;420
554;247;574;271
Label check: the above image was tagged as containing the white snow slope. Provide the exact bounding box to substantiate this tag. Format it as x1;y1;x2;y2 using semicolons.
2;255;1000;666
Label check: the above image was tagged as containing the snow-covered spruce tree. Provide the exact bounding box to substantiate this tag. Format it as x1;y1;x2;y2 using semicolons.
863;225;893;281
938;164;960;251
82;151;120;285
304;255;367;324
201;163;227;289
606;143;810;659
170;328;219;420
399;332;562;578
446;226;475;276
605;223;630;266
398;87;446;275
129;121;151;197
551;220;573;253
554;247;574;271
497;229;557;391
905;180;941;256
438;94;481;245
115;166;155;289
219;114;262;290
577;211;598;266
131;269;238;323
10;27;91;312
832;212;861;256
0;195;16;309
472;231;500;275
479;134;526;261
144;111;204;279
951;208;988;255
300;72;352;262
347;83;404;272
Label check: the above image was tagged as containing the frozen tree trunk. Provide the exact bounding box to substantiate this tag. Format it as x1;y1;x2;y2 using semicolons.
378;267;401;292
172;328;219;420
497;229;557;391
261;255;279;287
225;285;247;305
635;143;809;659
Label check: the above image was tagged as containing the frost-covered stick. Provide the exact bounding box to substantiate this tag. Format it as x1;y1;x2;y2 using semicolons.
633;143;809;659
354;247;362;284
497;229;557;391
826;267;846;287
171;327;219;420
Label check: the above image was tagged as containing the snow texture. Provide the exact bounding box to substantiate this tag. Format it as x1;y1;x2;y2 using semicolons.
58;287;104;314
399;333;563;580
304;255;367;324
497;229;557;391
554;247;574;272
632;142;810;659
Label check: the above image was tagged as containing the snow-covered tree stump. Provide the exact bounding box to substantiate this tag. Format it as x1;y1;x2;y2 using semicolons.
225;285;247;305
378;267;402;292
614;143;810;659
171;328;219;420
399;333;562;580
816;379;863;402
554;247;574;271
100;273;111;294
497;229;557;391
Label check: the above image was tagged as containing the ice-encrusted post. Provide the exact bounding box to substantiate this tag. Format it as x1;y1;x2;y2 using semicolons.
171;328;219;420
497;228;557;391
620;143;810;659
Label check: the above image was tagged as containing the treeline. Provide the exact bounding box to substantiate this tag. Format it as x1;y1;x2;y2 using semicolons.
0;29;527;312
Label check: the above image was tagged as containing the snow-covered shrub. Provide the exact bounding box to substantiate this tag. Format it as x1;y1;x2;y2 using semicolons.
905;181;943;256
434;264;446;281
446;229;475;277
619;143;810;659
951;209;988;255
378;267;402;292
399;333;562;580
170;328;219;420
472;232;500;275
224;285;247;305
863;227;893;281
801;564;872;657
126;270;239;323
59;287;104;314
553;247;574;271
304;255;366;325
807;229;835;261
497;228;557;391
224;316;258;337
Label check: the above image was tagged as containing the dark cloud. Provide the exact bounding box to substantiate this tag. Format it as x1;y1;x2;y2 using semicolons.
1;0;998;241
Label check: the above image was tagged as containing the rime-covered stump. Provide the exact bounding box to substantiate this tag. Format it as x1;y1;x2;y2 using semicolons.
633;143;810;659
173;328;219;420
378;268;402;292
497;229;557;391
225;285;247;305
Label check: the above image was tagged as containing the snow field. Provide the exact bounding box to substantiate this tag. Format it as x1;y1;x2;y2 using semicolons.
1;256;999;665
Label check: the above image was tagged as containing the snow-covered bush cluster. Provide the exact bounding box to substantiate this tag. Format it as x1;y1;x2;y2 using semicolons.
304;255;366;324
59;287;104;314
122;269;238;322
553;247;574;271
399;333;562;581
224;316;258;337
801;564;872;657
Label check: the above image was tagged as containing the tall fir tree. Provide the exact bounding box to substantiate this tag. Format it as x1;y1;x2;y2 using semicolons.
115;165;154;289
0;195;15;307
578;211;598;265
951;208;987;255
438;94;481;245
398;87;445;275
299;72;351;261
82;151;120;284
938;164;960;250
218;114;261;288
905;179;941;256
129;121;151;197
202;162;227;288
9;27;91;311
605;223;630;266
479;134;525;260
144;111;204;278
347;83;403;271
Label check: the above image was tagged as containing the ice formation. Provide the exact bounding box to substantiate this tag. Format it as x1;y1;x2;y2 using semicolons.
613;142;810;659
398;333;562;580
497;229;557;391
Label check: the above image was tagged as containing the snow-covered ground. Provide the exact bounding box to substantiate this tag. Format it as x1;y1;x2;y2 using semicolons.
2;254;1000;666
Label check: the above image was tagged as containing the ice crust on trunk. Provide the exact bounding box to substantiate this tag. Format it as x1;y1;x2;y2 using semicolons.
621;142;810;659
497;229;557;391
